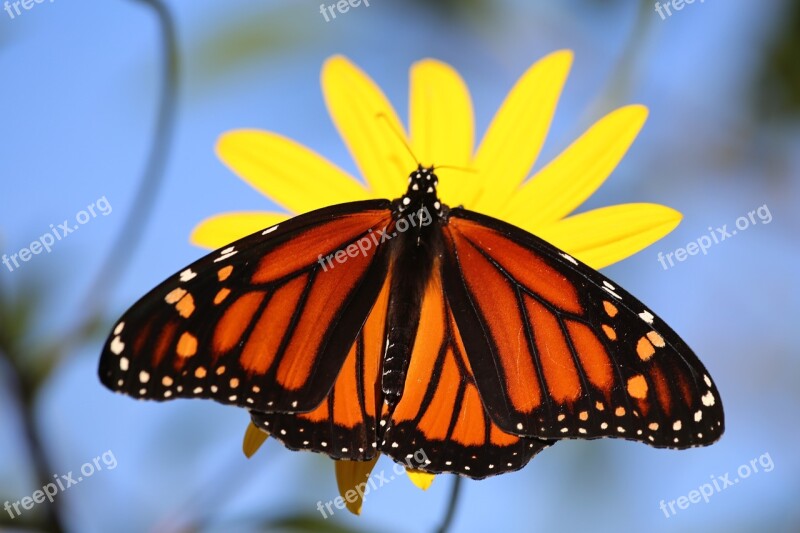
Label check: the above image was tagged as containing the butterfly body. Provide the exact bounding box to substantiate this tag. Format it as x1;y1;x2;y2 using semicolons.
100;165;723;479
382;167;446;401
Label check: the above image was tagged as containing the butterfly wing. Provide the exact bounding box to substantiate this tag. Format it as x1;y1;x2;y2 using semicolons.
379;264;554;478
249;272;392;461
99;200;394;413
441;208;724;449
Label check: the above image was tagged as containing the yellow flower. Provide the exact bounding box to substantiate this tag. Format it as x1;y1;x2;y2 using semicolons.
200;51;682;512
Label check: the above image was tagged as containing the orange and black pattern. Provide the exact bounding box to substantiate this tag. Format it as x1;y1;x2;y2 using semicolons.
442;210;724;450
99;165;723;479
380;268;552;477
99;200;394;413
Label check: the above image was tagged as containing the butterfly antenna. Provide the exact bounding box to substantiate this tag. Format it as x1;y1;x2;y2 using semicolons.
433;164;477;174
375;112;420;167
375;113;476;175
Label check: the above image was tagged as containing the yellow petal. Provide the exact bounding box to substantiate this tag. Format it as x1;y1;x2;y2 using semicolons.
190;211;289;250
470;50;573;213
529;203;682;270
242;421;268;458
323;56;412;199
501;105;649;228
216;130;370;214
406;468;435;490
334;456;380;516
409;59;477;206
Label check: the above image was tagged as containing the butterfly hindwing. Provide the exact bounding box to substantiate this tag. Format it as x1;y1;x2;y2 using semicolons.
441;208;724;449
99;200;393;413
379;264;553;478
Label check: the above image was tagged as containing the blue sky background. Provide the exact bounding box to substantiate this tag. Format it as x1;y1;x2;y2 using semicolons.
1;1;798;532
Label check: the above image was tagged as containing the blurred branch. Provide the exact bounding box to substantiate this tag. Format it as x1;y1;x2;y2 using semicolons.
435;475;462;533
77;0;179;328
593;0;655;110
0;281;64;532
0;1;178;530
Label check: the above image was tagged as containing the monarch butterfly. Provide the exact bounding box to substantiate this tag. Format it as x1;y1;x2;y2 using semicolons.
99;164;724;479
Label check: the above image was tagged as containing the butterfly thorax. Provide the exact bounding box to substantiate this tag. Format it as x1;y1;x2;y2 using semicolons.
394;165;445;218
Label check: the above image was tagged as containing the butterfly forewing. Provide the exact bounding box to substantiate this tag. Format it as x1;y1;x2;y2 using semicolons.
442;208;724;449
249;272;392;461
99;200;393;413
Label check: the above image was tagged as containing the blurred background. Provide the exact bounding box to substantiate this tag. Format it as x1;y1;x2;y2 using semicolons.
1;0;798;531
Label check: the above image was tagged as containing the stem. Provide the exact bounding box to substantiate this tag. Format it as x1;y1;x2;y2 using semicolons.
435;475;462;533
0;356;64;532
0;1;178;529
78;0;178;323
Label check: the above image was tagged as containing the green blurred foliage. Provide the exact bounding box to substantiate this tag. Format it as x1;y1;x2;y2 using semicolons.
757;1;800;119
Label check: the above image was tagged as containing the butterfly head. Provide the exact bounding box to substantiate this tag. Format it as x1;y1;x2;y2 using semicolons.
397;165;443;217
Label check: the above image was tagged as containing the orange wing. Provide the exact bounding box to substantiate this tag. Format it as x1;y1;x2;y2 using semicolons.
441;209;724;449
250;273;391;460
99;201;393;414
379;264;553;478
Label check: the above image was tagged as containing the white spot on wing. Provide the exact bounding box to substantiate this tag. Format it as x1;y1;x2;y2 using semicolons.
179;268;197;282
702;391;715;406
560;252;578;265
114;322;125;335
639;310;655;324
603;286;622;300
214;246;238;263
262;225;279;235
110;336;125;355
